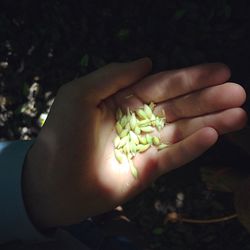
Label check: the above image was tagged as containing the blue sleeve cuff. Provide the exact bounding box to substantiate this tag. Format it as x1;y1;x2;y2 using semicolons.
0;140;55;243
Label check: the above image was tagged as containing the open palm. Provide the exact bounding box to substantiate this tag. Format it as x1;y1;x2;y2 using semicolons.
24;58;247;229
95;59;246;204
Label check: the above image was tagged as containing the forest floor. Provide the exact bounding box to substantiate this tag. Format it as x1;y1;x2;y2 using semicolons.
1;1;250;249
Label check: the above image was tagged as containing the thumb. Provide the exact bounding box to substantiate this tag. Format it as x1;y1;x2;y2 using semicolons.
73;57;152;104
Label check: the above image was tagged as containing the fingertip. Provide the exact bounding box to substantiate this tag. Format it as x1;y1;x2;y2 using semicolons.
205;62;231;83
230;83;247;106
231;108;248;131
200;127;219;147
132;57;152;70
215;62;231;80
198;62;231;83
220;82;247;108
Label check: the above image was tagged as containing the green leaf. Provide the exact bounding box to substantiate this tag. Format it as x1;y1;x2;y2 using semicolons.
116;28;130;41
80;54;89;68
152;227;164;235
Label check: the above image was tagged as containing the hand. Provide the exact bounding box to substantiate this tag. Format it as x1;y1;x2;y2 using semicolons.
22;58;247;230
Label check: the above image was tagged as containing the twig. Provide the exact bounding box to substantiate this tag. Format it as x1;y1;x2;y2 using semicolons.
164;212;237;224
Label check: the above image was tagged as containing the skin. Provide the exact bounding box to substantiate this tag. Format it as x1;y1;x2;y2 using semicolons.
22;58;247;231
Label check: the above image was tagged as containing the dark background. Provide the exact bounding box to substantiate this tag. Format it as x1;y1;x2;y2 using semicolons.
1;0;250;249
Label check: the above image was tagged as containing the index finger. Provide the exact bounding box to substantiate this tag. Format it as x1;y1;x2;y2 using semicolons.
132;63;231;103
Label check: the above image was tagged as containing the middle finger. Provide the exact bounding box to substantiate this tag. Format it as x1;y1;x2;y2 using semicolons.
154;82;246;122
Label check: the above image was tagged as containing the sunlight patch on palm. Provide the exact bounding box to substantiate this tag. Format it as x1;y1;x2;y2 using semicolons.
113;101;168;178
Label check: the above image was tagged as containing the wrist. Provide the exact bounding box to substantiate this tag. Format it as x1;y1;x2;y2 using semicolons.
22;142;56;230
21;139;85;230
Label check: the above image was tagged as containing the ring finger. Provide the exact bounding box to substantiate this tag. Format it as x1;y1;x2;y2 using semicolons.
159;107;247;144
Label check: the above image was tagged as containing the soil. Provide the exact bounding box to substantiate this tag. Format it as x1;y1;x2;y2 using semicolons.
1;1;250;249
